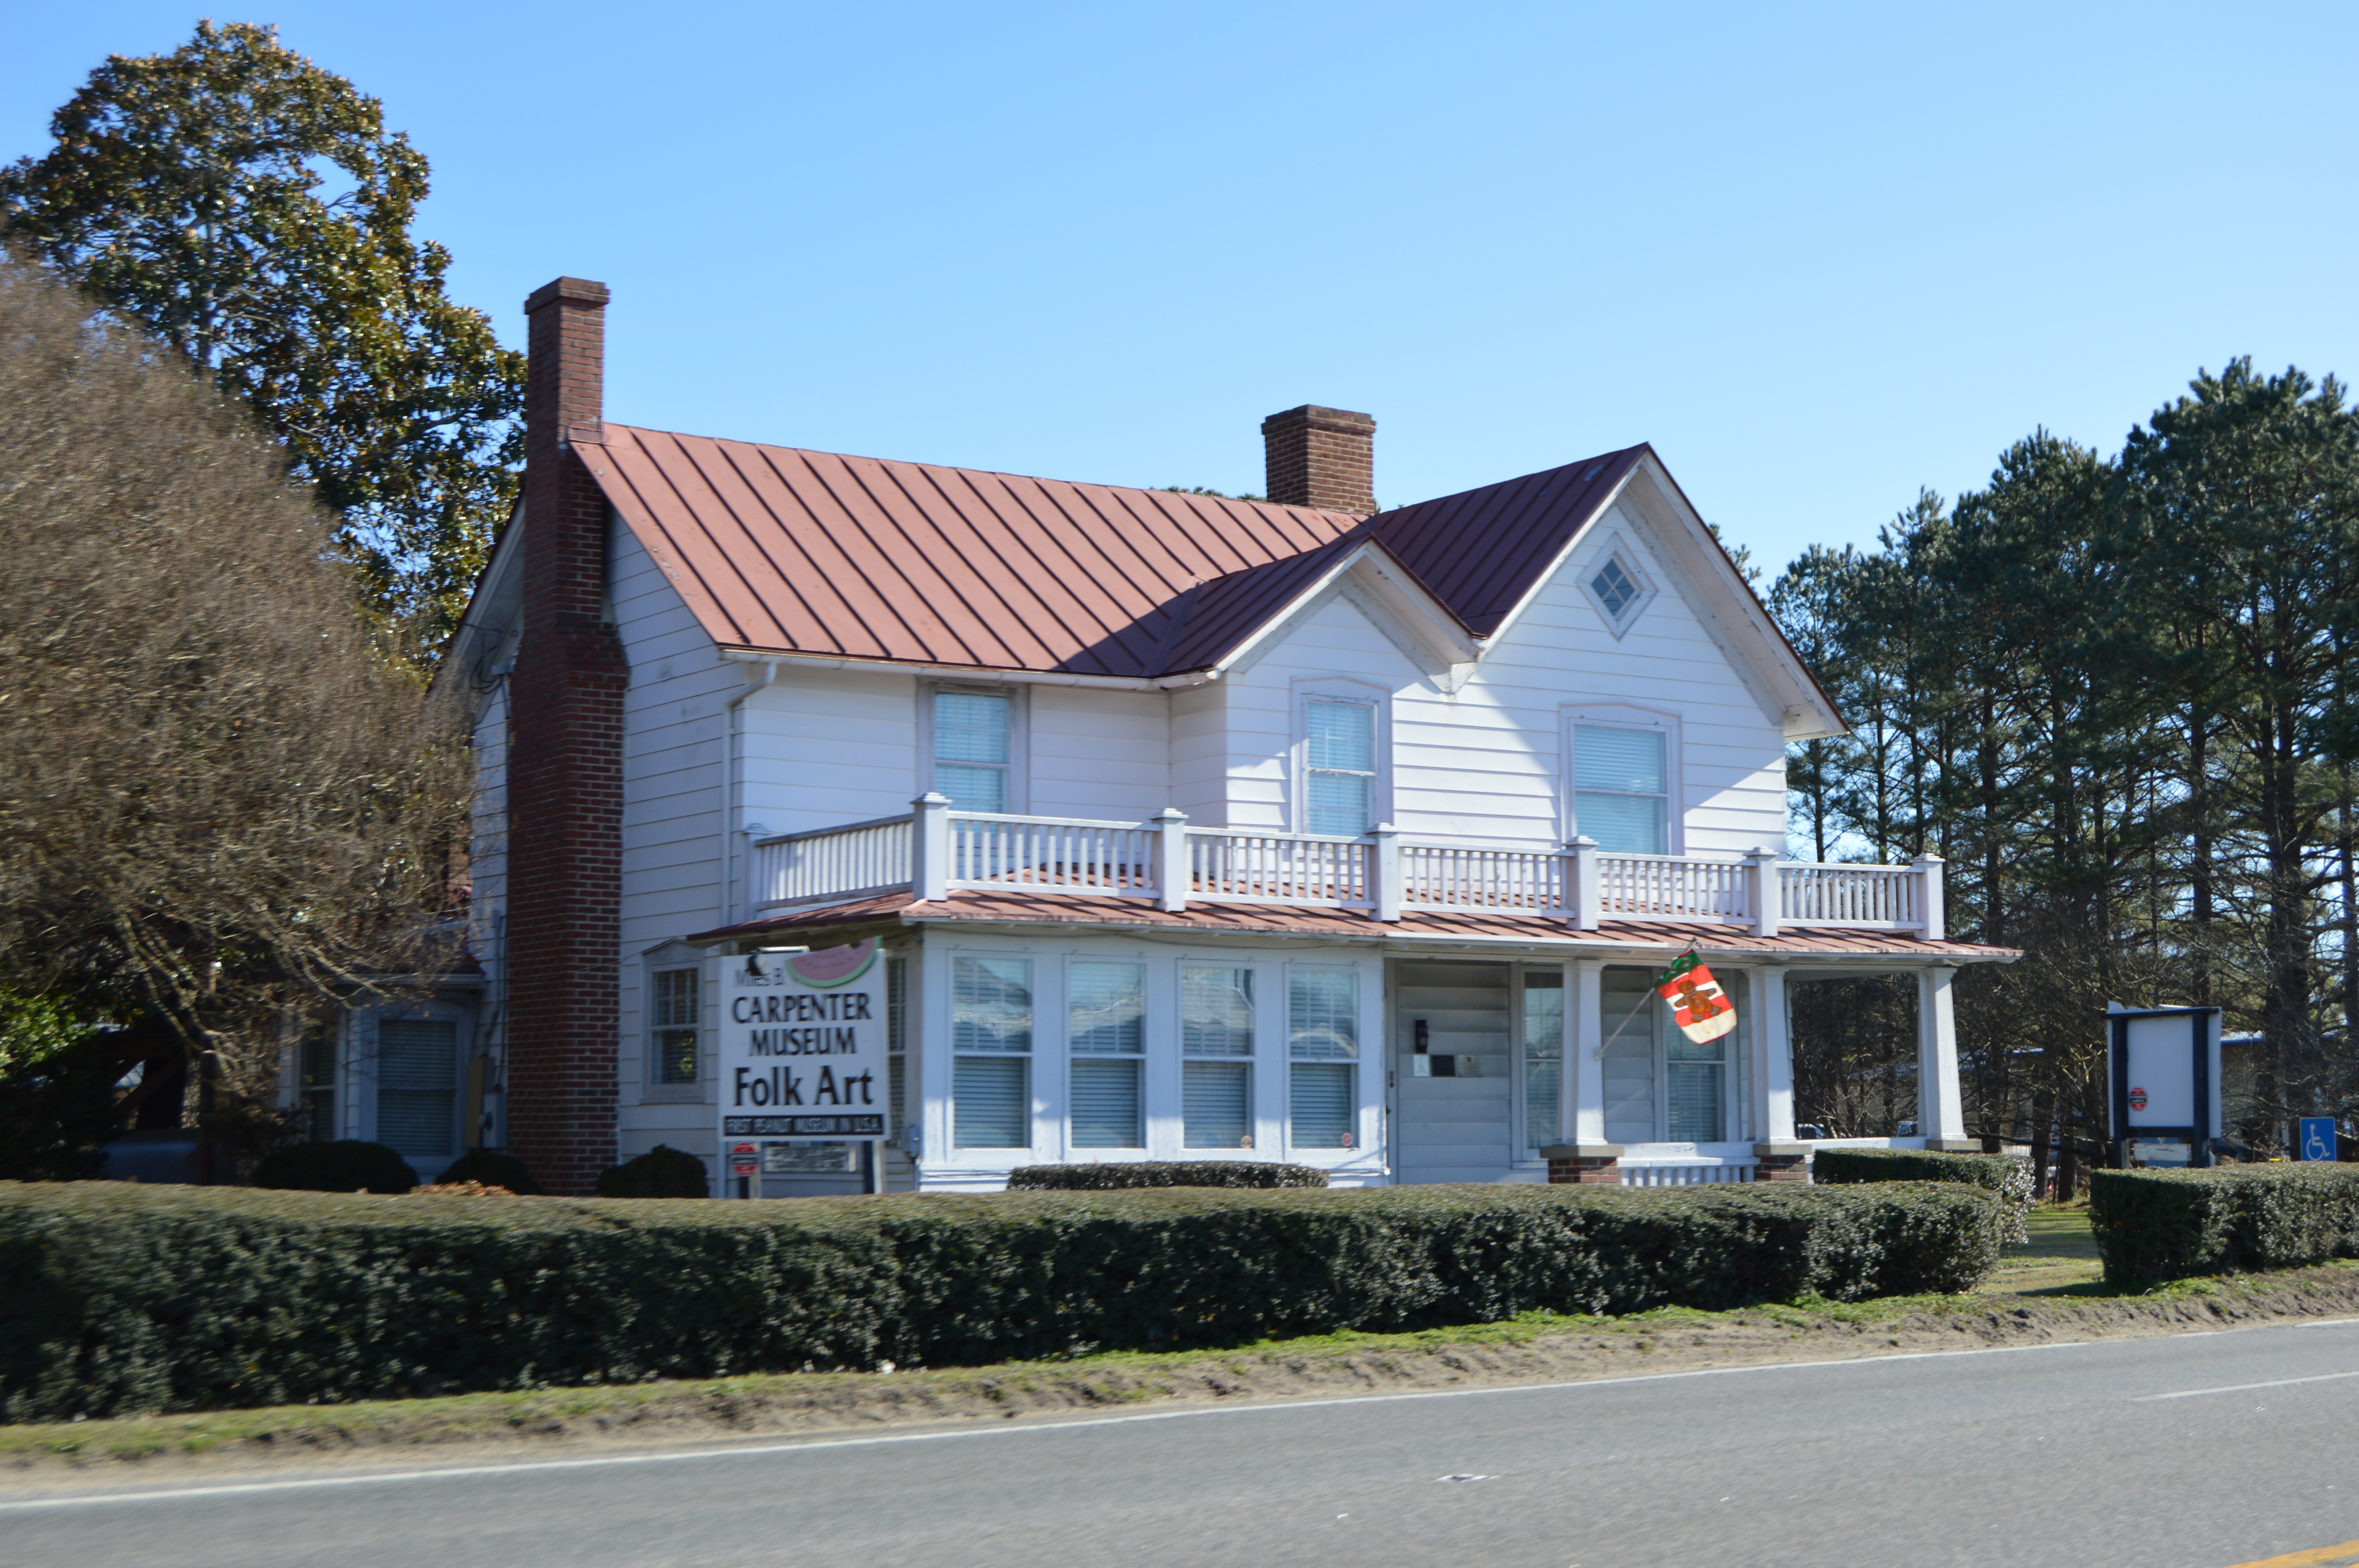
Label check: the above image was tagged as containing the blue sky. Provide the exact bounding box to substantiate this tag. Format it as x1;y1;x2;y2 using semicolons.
7;4;2354;579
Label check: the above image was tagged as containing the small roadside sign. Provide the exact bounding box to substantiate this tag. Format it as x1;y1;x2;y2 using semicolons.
2299;1118;2338;1162
729;1140;760;1177
2128;1087;2148;1112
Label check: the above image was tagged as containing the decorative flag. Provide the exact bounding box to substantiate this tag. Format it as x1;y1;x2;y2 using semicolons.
1655;951;1737;1043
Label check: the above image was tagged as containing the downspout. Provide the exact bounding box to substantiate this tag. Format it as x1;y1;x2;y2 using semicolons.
720;660;781;931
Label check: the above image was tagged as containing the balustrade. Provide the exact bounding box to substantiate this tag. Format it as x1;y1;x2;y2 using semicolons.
749;803;1945;938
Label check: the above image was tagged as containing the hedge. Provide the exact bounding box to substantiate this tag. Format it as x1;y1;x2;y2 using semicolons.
1007;1161;1329;1190
1812;1147;2034;1243
595;1144;710;1198
0;1178;2009;1421
2090;1165;2359;1286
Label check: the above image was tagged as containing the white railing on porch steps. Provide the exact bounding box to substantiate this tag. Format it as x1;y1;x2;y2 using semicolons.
744;796;1945;940
1619;1162;1761;1187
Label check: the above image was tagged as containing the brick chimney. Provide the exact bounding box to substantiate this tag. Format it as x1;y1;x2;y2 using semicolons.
503;277;627;1196
1261;405;1376;514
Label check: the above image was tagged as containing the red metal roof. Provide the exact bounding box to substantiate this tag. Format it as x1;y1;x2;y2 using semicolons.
688;890;2021;963
582;425;1653;677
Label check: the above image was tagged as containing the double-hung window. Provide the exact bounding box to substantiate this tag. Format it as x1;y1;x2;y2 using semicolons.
649;967;699;1085
1572;724;1670;854
933;691;1013;813
952;958;1031;1148
1287;969;1358;1149
375;1018;457;1159
1521;969;1565;1152
1068;962;1145;1148
1181;965;1254;1149
886;953;908;1151
1667;1020;1727;1142
1303;698;1378;836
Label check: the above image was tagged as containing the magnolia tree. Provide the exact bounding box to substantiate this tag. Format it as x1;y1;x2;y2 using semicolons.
0;252;466;1174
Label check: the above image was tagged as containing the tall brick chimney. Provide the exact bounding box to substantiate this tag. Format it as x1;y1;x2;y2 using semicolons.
503;277;626;1196
1261;405;1376;514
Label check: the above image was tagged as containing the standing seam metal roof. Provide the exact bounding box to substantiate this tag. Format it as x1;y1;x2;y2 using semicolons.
583;425;1655;677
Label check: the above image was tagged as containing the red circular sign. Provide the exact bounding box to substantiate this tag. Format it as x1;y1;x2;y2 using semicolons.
2128;1088;2148;1112
729;1140;759;1175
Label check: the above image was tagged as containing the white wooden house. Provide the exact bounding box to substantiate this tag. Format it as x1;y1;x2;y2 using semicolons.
378;278;2016;1196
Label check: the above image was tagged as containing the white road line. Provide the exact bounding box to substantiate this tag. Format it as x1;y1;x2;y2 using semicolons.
9;1318;2357;1514
2132;1368;2359;1402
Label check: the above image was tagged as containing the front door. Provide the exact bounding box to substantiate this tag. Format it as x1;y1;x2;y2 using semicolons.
1390;960;1512;1184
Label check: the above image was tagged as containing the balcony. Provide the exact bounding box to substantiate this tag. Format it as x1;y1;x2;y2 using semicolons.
745;796;1946;939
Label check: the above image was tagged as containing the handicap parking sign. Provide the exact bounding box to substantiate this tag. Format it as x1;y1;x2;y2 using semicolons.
2299;1117;2338;1162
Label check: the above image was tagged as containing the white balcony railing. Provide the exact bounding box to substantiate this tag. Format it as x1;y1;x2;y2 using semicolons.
745;798;1946;939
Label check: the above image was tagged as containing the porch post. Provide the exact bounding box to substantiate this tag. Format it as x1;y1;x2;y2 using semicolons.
1569;958;1606;1142
1912;852;1946;941
1565;836;1600;930
1917;965;1968;1143
1370;823;1403;922
1745;848;1781;938
1153;807;1190;913
1545;960;1622;1175
1751;964;1795;1141
911;792;951;902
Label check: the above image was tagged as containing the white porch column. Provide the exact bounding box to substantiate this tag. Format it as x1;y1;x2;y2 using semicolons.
1917;965;1966;1141
1569;958;1606;1142
1751;964;1795;1142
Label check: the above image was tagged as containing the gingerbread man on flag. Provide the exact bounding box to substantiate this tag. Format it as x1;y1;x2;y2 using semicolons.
1655;951;1737;1043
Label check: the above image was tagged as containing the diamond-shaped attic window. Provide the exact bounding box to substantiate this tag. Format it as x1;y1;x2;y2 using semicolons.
1591;558;1639;620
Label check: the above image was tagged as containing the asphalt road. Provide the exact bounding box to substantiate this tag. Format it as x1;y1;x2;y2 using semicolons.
9;1320;2359;1568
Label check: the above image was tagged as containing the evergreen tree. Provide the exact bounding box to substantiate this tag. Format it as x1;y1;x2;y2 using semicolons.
0;21;522;662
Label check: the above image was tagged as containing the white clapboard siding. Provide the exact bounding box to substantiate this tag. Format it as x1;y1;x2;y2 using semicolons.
1392;962;1517;1184
739;666;920;835
1029;686;1169;820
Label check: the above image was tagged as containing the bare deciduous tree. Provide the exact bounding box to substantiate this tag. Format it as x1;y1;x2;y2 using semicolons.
0;250;465;1143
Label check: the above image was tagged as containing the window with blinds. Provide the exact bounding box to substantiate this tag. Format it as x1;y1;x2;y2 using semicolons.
953;1057;1028;1148
887;954;907;1149
1303;698;1377;836
934;690;1012;813
1573;724;1669;854
1522;970;1565;1152
1289;969;1358;1149
375;1019;456;1158
1182;966;1254;1056
1069;962;1144;1147
1289;1063;1354;1148
1183;1062;1251;1149
1667;1030;1727;1142
649;967;698;1085
954;957;1031;1149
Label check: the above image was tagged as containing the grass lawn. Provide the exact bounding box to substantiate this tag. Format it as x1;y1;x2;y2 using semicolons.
1987;1203;2104;1295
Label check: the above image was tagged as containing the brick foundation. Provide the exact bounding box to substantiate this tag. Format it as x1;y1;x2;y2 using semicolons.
1541;1143;1624;1185
503;277;625;1197
1754;1143;1811;1182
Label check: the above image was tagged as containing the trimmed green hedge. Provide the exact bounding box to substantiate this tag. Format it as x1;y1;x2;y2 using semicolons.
2090;1165;2359;1286
0;1178;2008;1421
1812;1147;2033;1243
1007;1161;1329;1190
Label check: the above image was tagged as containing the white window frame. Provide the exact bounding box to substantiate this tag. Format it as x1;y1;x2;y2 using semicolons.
1290;678;1391;838
351;998;474;1176
948;951;1037;1153
639;940;709;1102
1562;703;1684;857
1576;529;1660;640
1066;957;1147;1154
919;682;1028;815
1282;962;1370;1159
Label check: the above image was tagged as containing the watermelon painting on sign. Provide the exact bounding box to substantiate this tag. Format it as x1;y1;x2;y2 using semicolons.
1655;952;1737;1044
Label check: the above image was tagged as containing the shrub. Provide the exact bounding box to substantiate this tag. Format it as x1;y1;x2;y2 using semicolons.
250;1140;418;1194
1008;1161;1328;1191
594;1143;710;1198
1812;1147;2033;1243
0;1178;2008;1420
438;1148;542;1196
2090;1165;2359;1286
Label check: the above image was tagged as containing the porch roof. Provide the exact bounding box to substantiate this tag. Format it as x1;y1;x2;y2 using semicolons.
685;889;2021;962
